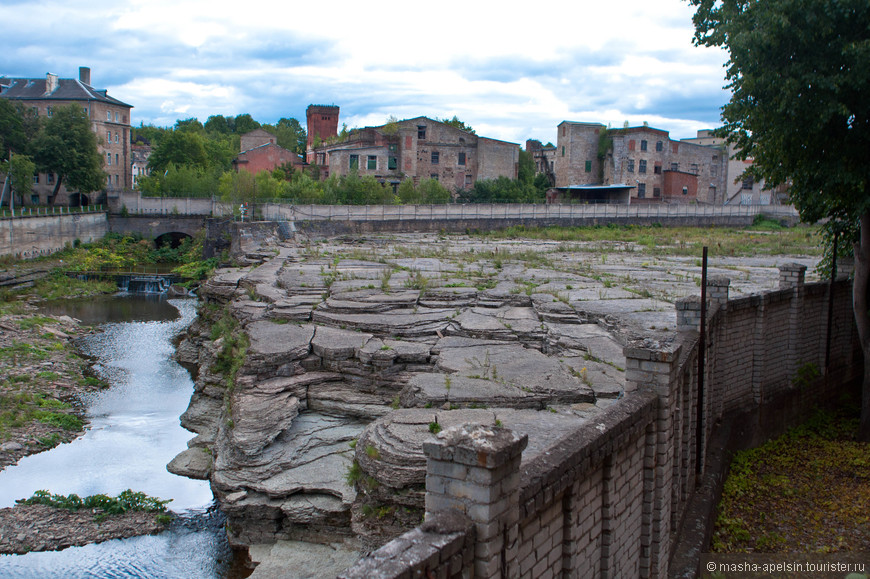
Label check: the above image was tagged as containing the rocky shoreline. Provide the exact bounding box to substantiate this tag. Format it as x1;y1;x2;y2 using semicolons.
0;307;173;555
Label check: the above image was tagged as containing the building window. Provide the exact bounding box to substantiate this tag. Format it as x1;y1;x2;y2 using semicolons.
388;156;398;170
115;153;119;165
653;187;661;197
430;174;439;181
115;133;119;144
417;125;426;139
627;159;635;173
638;159;647;173
742;176;755;190
682;186;689;195
82;107;88;115
31;194;40;205
654;163;662;175
671;163;679;171
561;146;565;157
458;152;466;166
115;112;119;122
367;155;377;170
115;175;119;185
431;151;439;164
656;141;663;152
710;165;717;176
47;173;54;185
107;111;111;121
46;107;53;117
389;143;398;153
107;153;111;166
107;131;112;142
107;176;111;186
637;183;646;198
628;139;636;152
349;154;359;169
640;140;648;151
691;163;699;174
465;174;472;186
585;160;592;172
32;174;39;184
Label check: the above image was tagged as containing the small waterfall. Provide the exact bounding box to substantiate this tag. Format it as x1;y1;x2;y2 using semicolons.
118;275;173;294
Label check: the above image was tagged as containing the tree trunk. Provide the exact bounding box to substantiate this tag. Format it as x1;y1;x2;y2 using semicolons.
854;208;870;441
47;175;63;207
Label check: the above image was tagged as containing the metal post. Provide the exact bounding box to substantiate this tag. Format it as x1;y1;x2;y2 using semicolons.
825;231;839;370
696;246;708;478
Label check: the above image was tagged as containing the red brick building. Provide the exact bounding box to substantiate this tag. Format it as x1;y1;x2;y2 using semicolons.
305;104;339;163
233;129;303;174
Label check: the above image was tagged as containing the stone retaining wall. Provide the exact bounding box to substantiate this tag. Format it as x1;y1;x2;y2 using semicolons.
340;265;861;578
0;212;108;258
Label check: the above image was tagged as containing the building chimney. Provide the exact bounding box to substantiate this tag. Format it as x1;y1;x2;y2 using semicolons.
45;73;59;94
79;67;91;85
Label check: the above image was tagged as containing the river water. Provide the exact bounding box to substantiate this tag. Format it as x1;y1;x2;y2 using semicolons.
0;295;243;578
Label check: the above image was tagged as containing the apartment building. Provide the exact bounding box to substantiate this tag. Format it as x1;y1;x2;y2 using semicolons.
0;67;132;205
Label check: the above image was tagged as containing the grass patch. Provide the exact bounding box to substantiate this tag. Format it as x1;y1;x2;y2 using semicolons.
18;489;171;522
712;402;869;553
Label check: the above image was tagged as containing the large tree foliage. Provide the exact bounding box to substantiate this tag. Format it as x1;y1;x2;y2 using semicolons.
0;100;29;159
32;104;104;204
691;0;870;439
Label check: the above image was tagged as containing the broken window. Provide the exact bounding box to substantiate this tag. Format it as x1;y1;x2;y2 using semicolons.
742;176;755;190
388;156;397;170
417;125;426;139
349;154;359;169
654;163;662;175
431;151;440;164
671;163;679;172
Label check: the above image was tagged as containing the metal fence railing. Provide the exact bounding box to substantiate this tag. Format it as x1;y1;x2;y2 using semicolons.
116;197;800;223
0;204;105;219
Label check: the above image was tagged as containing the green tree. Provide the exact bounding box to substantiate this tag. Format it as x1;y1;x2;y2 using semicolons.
518;149;535;185
272;118;306;153
32;104;104;205
690;0;870;439
0;100;28;159
439;115;475;134
0;153;36;201
174;118;204;133
204;115;232;135
418;178;451;204
233;114;260;134
147;130;209;172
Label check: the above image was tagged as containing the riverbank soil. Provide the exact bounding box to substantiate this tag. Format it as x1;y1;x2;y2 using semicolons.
0;280;173;555
711;401;870;554
0;504;167;554
0;309;105;470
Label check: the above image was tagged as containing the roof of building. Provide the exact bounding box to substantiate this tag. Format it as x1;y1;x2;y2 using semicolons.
0;76;132;108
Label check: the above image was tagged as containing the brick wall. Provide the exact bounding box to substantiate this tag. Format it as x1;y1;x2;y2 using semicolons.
341;268;861;578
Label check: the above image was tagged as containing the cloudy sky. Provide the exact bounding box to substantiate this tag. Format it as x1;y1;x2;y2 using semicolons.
1;0;731;145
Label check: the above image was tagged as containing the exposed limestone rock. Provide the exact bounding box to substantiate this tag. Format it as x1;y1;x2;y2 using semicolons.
166;446;212;479
170;234;649;553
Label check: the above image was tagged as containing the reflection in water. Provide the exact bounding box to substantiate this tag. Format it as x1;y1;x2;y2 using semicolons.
39;293;182;325
0;298;243;578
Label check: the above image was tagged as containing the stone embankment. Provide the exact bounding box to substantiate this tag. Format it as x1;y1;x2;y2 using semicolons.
169;232;819;574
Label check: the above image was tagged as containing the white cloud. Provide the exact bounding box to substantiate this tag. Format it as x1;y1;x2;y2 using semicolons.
0;0;730;142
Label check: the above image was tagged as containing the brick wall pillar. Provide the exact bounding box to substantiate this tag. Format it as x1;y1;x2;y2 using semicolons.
423;425;528;579
707;276;730;310
624;341;682;578
675;296;702;333
778;263;806;289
